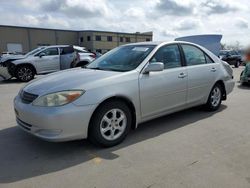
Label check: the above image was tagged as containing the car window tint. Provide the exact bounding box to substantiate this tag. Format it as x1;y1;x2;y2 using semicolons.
182;45;206;66
42;48;59;56
231;51;237;55
205;54;214;64
60;47;74;55
150;44;181;69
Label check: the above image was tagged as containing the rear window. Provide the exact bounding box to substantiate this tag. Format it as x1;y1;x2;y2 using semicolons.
60;46;74;55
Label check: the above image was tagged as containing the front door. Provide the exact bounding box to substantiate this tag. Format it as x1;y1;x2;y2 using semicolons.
139;44;188;118
35;47;60;73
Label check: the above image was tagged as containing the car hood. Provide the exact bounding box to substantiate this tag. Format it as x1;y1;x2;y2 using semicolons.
0;55;26;63
23;68;123;95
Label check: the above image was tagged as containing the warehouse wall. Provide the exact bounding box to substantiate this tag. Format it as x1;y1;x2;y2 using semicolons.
0;25;153;54
0;26;30;53
0;26;79;53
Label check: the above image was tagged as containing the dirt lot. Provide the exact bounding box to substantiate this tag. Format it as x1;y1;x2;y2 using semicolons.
0;67;250;188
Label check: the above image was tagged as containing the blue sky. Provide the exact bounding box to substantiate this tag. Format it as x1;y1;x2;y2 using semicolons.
0;0;249;46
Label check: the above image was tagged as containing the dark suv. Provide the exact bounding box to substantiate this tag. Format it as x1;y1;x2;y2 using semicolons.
219;50;242;68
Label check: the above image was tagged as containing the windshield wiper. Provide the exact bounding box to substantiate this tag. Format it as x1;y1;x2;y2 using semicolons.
84;67;125;72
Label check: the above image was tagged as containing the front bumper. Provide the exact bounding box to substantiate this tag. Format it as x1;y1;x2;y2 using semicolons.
14;95;98;141
0;65;12;80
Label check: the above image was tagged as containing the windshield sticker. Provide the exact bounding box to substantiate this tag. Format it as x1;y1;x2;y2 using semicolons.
132;47;149;52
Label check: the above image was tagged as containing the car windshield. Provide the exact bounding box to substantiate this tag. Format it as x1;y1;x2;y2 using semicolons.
219;51;229;55
26;47;46;56
86;45;156;72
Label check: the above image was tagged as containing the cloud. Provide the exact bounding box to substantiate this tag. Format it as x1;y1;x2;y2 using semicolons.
202;0;239;14
124;7;145;18
235;17;248;29
162;30;179;37
155;0;194;16
174;18;201;30
0;0;250;46
40;0;112;18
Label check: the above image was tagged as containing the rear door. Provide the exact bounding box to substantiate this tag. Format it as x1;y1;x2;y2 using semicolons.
181;44;219;105
60;46;75;70
139;44;188;118
35;47;60;73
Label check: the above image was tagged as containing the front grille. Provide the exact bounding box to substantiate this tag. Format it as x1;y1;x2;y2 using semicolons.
20;90;38;104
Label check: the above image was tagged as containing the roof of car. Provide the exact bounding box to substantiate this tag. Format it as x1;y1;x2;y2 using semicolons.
124;41;198;46
44;45;70;48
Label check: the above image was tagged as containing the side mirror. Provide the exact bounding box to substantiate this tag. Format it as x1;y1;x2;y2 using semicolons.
39;52;46;58
143;62;164;74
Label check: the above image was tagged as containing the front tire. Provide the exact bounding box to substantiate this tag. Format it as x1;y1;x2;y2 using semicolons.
88;100;132;147
205;84;222;111
15;65;35;82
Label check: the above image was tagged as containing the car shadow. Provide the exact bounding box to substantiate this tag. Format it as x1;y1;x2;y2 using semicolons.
237;84;250;90
0;105;227;183
0;78;22;84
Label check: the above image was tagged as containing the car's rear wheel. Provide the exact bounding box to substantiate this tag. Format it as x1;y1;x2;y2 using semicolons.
205;84;222;111
88;100;132;147
75;61;89;67
235;60;240;68
15;65;35;82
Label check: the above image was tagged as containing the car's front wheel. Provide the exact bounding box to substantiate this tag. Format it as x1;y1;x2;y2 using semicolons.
205;84;222;111
15;65;35;82
88;100;132;147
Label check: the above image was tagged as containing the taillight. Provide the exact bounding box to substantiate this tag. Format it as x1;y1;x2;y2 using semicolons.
76;52;80;61
90;54;96;59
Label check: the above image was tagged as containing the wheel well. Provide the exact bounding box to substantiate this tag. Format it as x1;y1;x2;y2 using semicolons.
89;96;137;134
15;63;37;75
75;61;89;67
215;80;226;100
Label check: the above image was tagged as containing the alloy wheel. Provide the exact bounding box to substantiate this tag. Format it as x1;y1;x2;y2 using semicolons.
17;67;33;81
210;86;221;107
100;108;127;141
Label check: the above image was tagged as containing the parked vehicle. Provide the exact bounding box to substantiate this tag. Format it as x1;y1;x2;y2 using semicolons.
72;46;96;67
0;47;46;80
1;45;78;82
219;50;242;68
14;41;235;147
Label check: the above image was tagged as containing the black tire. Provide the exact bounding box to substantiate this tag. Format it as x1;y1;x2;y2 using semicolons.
15;65;35;82
75;61;89;67
234;61;240;68
205;84;222;111
88;100;132;147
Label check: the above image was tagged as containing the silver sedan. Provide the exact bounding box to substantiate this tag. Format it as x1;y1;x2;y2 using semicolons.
14;41;235;147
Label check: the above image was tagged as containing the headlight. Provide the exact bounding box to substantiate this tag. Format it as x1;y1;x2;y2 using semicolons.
33;90;84;107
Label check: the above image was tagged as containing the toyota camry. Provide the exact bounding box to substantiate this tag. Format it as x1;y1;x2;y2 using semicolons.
14;41;235;147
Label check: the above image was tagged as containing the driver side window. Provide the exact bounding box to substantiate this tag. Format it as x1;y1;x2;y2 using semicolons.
39;48;59;56
149;44;181;69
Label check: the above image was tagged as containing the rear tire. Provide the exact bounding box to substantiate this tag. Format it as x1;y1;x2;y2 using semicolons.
234;61;240;68
15;65;35;82
205;84;222;111
75;61;89;67
88;100;132;147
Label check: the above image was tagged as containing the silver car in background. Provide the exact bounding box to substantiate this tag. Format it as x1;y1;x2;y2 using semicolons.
14;41;235;147
2;45;78;82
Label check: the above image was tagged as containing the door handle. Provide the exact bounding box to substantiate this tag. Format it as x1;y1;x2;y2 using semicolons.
178;72;187;78
211;67;217;72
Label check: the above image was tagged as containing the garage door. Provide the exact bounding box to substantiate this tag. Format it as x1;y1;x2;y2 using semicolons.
7;43;23;53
